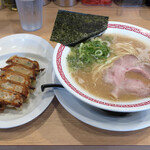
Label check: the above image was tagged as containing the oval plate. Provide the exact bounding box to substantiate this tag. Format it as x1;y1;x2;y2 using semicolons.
0;34;54;128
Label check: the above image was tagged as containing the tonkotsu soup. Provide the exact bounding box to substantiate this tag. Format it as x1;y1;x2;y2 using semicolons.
67;34;150;101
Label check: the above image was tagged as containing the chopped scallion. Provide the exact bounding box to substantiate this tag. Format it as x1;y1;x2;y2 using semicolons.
67;38;111;71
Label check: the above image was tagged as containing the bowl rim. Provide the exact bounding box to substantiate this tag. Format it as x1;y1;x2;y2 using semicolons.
53;21;150;113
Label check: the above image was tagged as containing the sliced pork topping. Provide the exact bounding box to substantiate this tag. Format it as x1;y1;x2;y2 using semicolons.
104;55;150;98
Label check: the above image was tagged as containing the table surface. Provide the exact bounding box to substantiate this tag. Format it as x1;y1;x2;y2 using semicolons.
1;1;150;145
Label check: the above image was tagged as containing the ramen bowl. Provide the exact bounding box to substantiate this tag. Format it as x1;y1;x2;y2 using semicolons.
53;21;150;113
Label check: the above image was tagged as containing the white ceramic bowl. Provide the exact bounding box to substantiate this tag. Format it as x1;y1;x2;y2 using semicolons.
53;21;150;113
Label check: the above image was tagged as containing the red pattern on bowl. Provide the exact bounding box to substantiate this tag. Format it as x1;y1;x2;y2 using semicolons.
54;22;150;112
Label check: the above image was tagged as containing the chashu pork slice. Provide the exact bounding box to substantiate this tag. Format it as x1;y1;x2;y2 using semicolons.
6;55;39;70
0;80;29;99
0;87;24;108
1;64;36;79
104;55;150;98
0;70;33;89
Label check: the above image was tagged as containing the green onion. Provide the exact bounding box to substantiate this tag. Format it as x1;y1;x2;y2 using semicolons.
67;37;111;71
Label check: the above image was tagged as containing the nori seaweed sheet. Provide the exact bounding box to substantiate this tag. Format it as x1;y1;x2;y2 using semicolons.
50;10;109;46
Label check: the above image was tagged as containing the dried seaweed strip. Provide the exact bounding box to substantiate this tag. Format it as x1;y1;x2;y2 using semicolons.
50;10;109;46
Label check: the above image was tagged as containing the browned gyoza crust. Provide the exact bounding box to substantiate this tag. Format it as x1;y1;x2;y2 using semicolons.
0;55;42;110
0;79;29;98
6;55;39;70
0;70;32;88
0;103;5;111
1;64;37;79
0;88;24;107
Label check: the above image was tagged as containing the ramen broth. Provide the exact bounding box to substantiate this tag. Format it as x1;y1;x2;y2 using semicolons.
70;34;150;101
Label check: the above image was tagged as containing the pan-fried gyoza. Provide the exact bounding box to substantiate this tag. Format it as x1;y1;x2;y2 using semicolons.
0;55;42;111
1;64;37;79
0;70;32;88
0;80;29;98
6;55;39;70
0;87;24;108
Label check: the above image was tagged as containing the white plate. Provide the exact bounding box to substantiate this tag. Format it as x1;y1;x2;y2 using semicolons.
53;21;150;113
53;74;150;132
0;34;54;128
